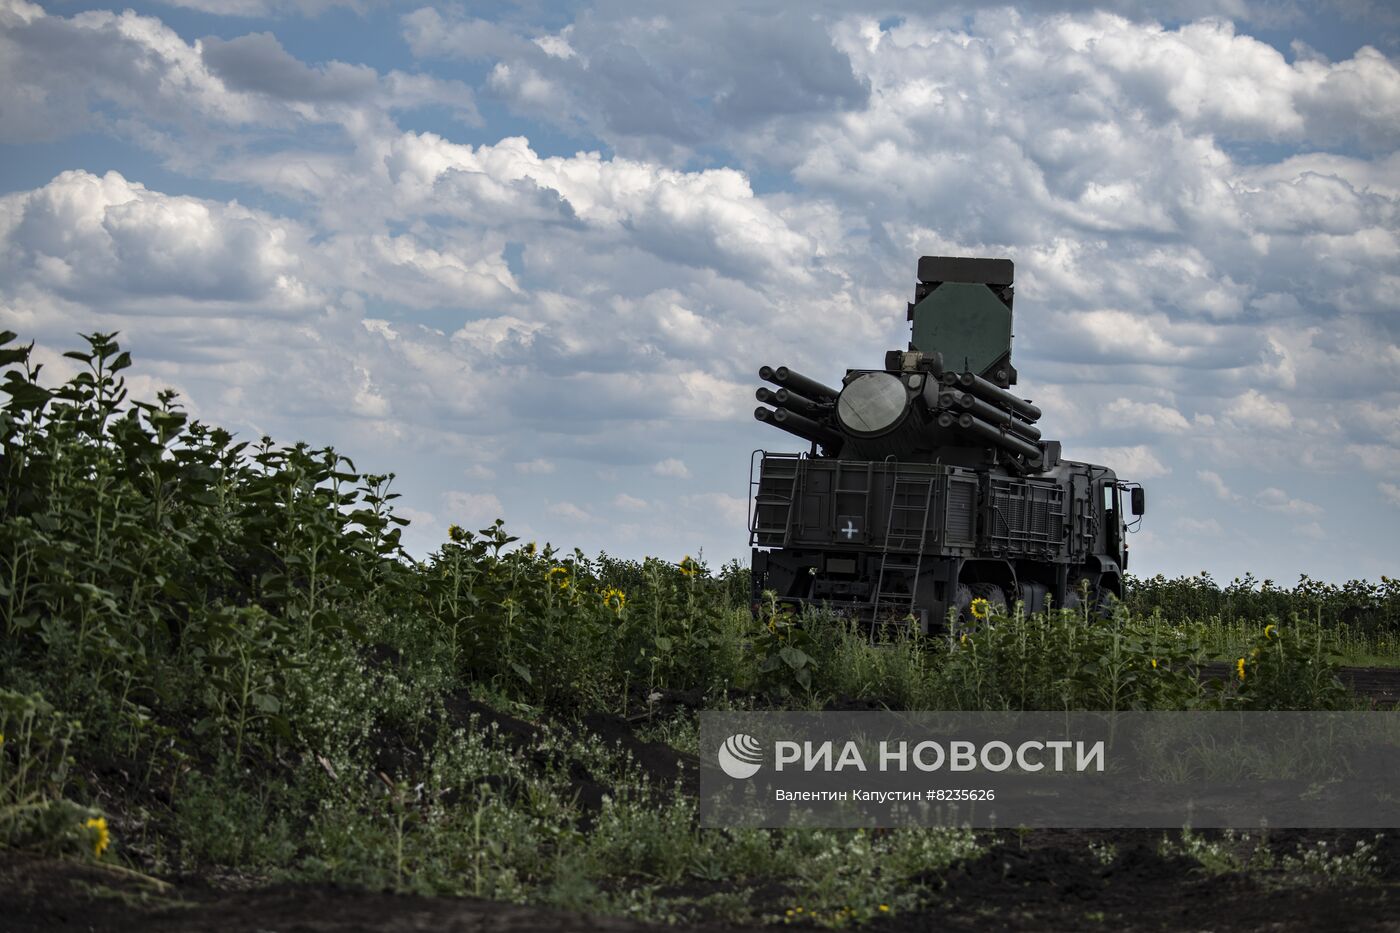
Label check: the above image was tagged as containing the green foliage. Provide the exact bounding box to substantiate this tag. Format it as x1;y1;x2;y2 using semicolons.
0;689;106;858
0;331;413;771
929;603;1204;711
174;759;295;868
1213;621;1351;710
423;531;747;709
806;613;937;708
752;592;818;697
1160;828;1383;885
1127;571;1400;634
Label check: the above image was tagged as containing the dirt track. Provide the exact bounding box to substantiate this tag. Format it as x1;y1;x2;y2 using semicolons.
1199;663;1400;705
1335;667;1400;705
6;832;1400;933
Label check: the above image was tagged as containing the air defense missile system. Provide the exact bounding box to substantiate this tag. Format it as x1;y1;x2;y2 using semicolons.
749;256;1145;629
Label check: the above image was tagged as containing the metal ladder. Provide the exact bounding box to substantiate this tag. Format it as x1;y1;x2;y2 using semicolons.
871;472;936;634
748;451;803;545
832;460;875;540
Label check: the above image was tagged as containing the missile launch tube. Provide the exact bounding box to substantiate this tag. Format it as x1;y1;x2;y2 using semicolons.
759;365;839;403
756;386;824;415
932;388;1042;441
957;412;1043;464
754;406;844;450
954;371;1042;422
775;408;844;448
773;387;823;414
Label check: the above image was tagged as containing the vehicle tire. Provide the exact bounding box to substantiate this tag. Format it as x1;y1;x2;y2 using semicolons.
946;583;973;635
966;582;1007;625
1063;575;1095;615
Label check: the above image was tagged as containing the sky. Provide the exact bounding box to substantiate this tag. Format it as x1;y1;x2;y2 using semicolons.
0;0;1397;584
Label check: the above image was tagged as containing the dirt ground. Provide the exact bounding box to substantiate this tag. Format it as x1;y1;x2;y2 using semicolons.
6;832;1400;933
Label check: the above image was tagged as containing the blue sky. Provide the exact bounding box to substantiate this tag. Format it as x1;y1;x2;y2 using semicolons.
1;0;1397;584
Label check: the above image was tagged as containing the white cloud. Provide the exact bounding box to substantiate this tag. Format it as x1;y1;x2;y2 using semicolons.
402;9;534;61
1293;521;1327;540
416;6;870;158
156;0;368;16
0;4;477;150
394;505;436;528
1197;470;1238;501
1104;398;1192;433
652;458;691;478
613;493;649;511
442;491;505;526
681;492;749;529
1254;487;1322;516
1225;389;1294;431
0;170;319;309
1074;445;1171;479
367;132;817;283
549;501;592;522
1346;444;1400;473
515;458;556;475
1175;517;1224;536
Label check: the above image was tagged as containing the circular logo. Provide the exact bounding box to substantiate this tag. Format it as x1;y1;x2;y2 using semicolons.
717;733;764;779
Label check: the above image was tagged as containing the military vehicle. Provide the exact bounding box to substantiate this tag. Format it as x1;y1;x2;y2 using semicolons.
748;256;1144;629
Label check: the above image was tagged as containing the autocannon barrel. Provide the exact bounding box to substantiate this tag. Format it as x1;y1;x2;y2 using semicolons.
754;405;844;451
759;365;839;403
957;412;1042;464
933;389;1042;441
941;370;1042;422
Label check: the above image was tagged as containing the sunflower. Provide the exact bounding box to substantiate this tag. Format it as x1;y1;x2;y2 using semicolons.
84;816;110;858
1236;657;1247;681
970;597;990;621
1263;623;1278;640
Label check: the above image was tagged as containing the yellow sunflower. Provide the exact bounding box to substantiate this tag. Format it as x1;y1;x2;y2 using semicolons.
85;816;110;858
601;586;626;614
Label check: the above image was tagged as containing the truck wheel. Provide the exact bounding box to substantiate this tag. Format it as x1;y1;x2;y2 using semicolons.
1093;587;1119;620
1063;576;1095;614
944;583;976;636
966;582;1007;624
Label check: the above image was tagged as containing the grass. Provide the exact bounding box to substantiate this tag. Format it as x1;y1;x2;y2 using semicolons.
0;331;1394;926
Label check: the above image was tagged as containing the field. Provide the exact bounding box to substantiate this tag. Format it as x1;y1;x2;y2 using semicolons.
4;332;1400;932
